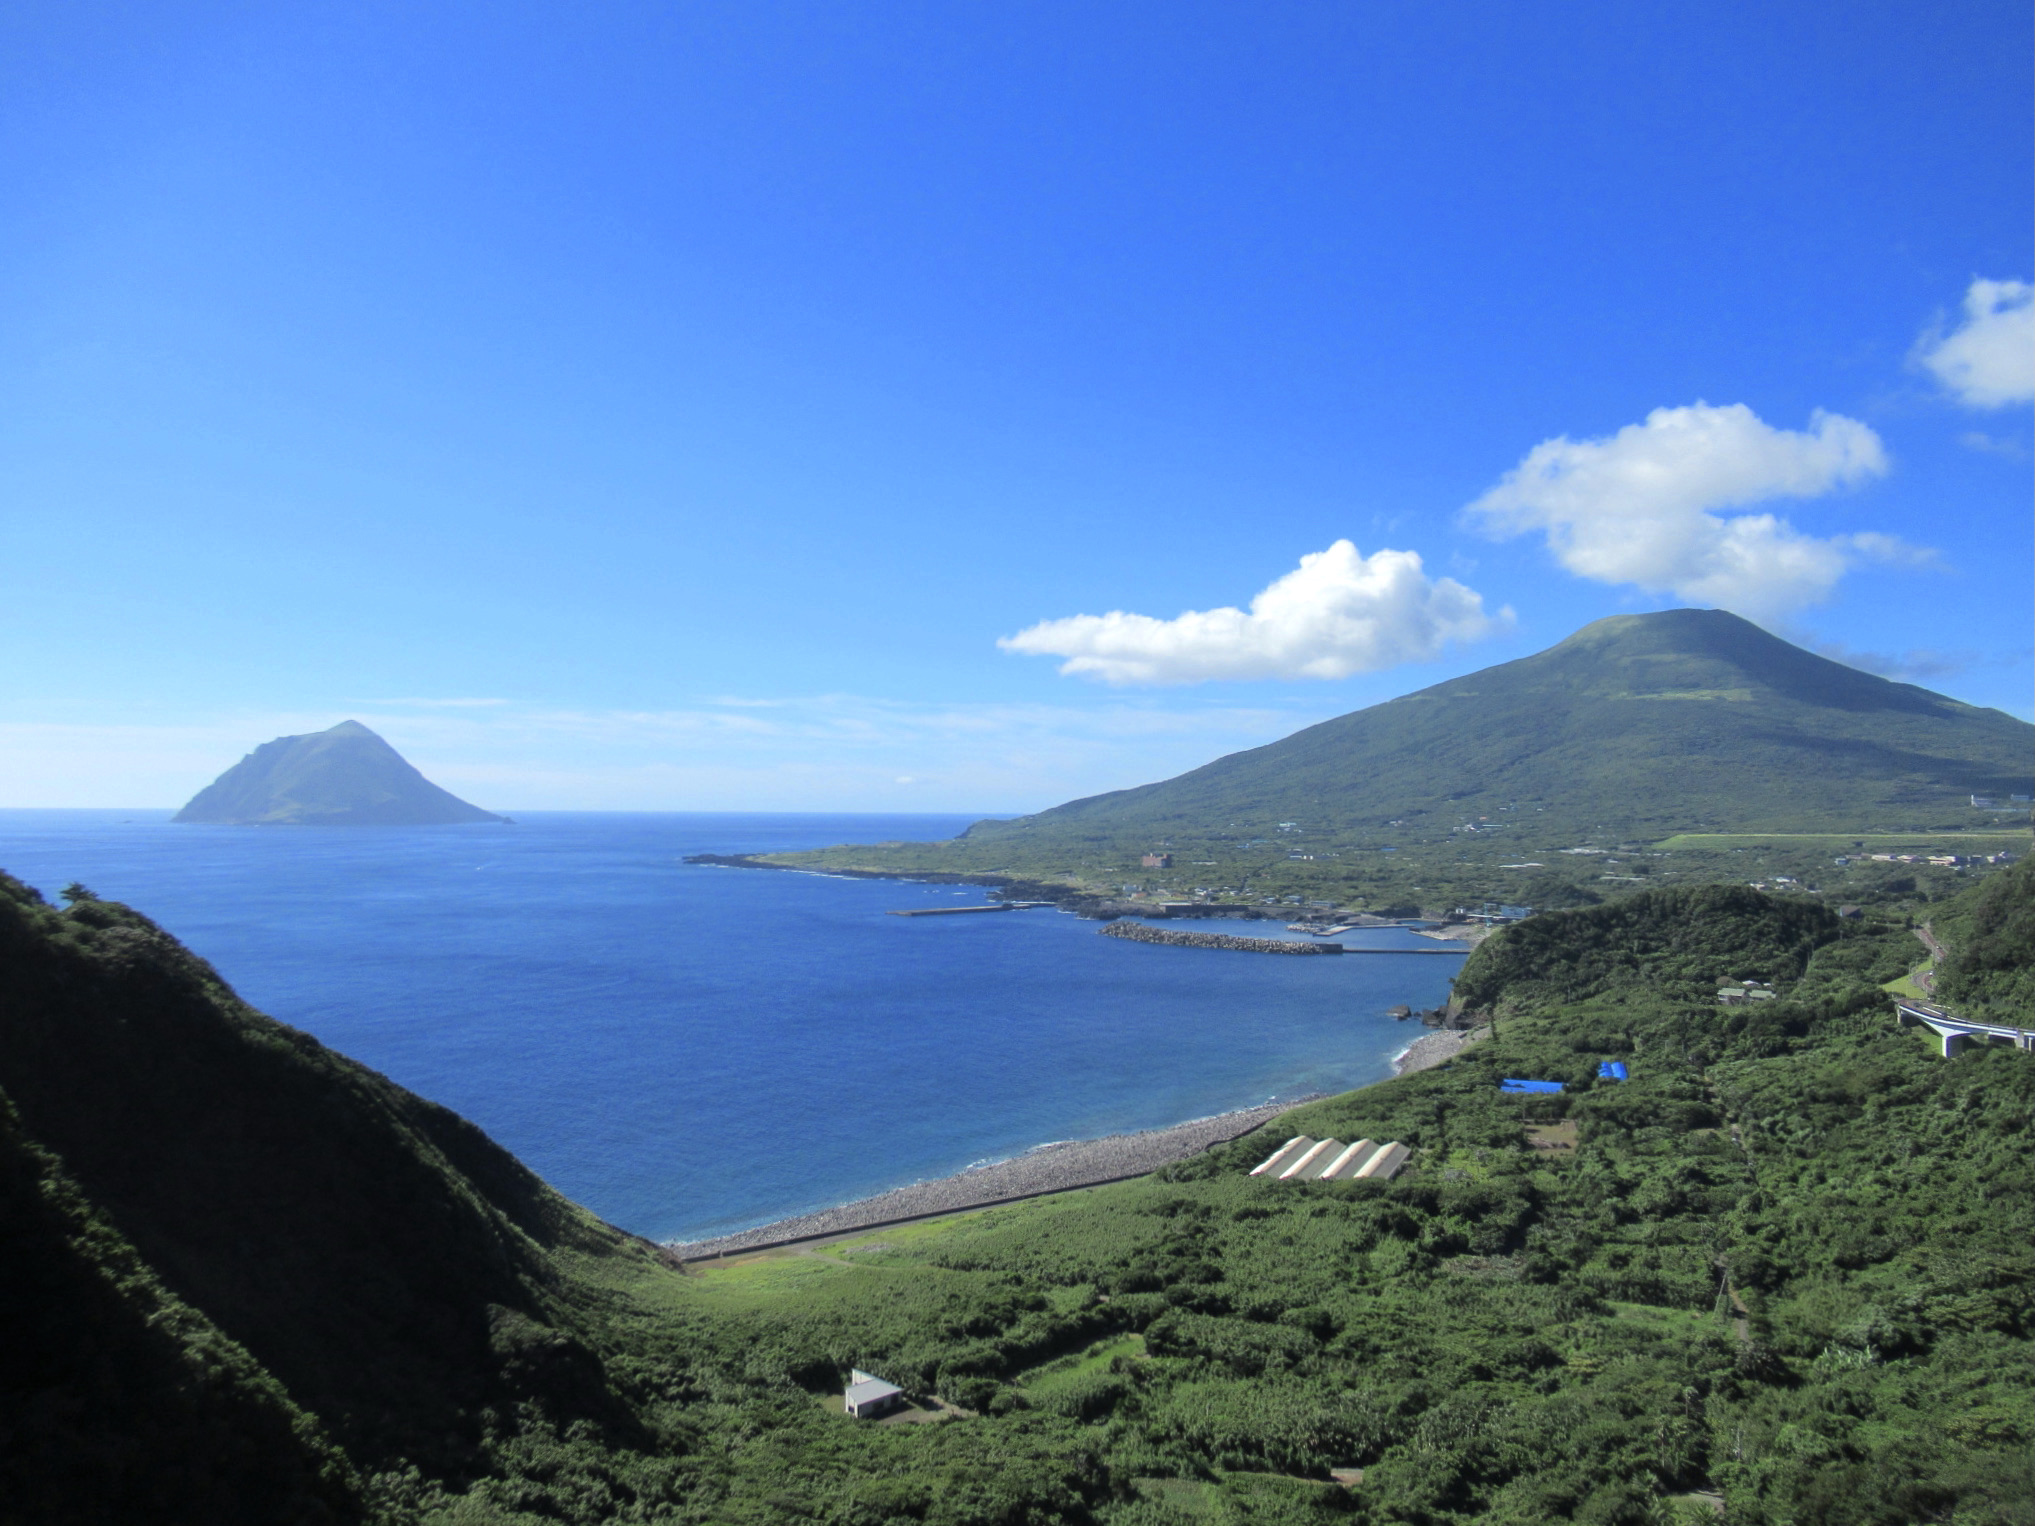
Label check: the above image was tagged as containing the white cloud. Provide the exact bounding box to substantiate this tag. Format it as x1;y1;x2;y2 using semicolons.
1465;402;1911;621
996;541;1508;685
1914;278;2035;408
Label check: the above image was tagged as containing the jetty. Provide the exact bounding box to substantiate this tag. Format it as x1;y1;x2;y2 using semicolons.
887;901;1054;917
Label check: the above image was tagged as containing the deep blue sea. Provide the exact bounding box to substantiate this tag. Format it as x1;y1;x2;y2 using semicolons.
0;811;1465;1242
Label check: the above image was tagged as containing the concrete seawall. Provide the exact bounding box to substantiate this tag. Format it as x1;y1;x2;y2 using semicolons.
1101;922;1342;955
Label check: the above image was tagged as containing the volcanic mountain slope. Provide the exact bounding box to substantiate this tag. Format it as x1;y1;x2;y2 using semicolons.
0;875;651;1522
174;719;505;826
965;609;2033;845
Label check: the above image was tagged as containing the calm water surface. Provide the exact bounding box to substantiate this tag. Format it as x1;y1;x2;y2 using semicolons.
0;811;1464;1241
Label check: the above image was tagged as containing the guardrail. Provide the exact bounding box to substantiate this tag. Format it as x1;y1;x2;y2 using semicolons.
1894;999;2034;1057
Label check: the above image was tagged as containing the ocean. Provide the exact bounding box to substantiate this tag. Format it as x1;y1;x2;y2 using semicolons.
0;810;1465;1243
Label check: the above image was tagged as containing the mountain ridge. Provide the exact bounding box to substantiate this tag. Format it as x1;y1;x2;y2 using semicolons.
963;609;2032;844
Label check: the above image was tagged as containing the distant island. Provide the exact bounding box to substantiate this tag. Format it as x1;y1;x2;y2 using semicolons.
173;719;507;826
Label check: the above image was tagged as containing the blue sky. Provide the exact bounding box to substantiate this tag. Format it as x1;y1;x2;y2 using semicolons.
2;1;2028;811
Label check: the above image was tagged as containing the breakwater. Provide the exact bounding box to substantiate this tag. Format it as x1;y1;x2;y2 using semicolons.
1103;922;1342;954
886;902;1054;917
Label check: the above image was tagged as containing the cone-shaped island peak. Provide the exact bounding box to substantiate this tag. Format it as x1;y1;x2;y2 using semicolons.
174;719;506;826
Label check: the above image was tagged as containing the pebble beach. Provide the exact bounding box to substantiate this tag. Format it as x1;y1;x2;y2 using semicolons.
672;1101;1301;1258
1392;1025;1490;1075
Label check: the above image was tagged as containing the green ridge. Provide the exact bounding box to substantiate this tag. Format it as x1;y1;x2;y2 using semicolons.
764;609;2031;913
967;609;2029;841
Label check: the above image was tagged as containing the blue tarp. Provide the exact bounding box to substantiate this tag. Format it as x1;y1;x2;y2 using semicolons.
1501;1078;1565;1094
1597;1061;1628;1081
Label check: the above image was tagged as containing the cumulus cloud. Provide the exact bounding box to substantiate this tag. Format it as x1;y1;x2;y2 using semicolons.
1465;402;1913;621
997;540;1508;685
1914;278;2035;408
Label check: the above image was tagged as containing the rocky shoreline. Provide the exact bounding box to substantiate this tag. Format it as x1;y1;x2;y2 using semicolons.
670;1102;1302;1259
1393;1025;1491;1075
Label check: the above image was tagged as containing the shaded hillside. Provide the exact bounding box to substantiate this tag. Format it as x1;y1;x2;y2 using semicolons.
0;874;643;1493
174;720;505;825
965;610;2032;845
0;1092;361;1524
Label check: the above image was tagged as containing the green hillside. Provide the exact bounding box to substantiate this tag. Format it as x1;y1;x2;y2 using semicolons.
0;875;657;1521
759;610;2029;913
3;864;2030;1523
174;719;506;826
971;609;2030;844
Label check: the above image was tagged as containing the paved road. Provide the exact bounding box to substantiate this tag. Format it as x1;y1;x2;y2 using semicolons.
1914;924;1946;993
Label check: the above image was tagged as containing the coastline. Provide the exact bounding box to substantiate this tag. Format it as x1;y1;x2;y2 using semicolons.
670;1101;1305;1259
670;853;1484;1258
1392;1025;1491;1076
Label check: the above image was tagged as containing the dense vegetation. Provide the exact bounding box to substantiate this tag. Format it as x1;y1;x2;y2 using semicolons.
3;861;2030;1523
1935;857;2035;1019
762;611;2031;912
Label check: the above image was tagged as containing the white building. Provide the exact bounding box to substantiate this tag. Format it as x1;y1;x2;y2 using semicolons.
845;1369;906;1419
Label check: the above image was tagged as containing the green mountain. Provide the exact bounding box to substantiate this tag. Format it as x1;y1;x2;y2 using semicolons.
964;609;2031;847
174;720;505;826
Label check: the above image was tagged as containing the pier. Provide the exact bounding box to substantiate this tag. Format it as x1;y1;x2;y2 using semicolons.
1337;947;1467;955
887;901;1054;917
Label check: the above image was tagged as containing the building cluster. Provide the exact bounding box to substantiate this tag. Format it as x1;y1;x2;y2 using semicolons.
1453;901;1533;924
1717;980;1776;1005
1833;850;2016;868
1248;1135;1410;1182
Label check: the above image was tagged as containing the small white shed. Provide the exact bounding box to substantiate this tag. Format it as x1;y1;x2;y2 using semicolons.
845;1369;906;1419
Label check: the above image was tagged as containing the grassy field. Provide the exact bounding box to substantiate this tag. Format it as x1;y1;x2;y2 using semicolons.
1881;966;1931;1000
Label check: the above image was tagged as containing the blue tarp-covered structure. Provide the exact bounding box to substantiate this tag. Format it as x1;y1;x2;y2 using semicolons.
1501;1078;1564;1094
1597;1061;1628;1081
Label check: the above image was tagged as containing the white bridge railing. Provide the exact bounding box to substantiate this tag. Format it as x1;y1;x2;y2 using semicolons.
1894;999;2034;1057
